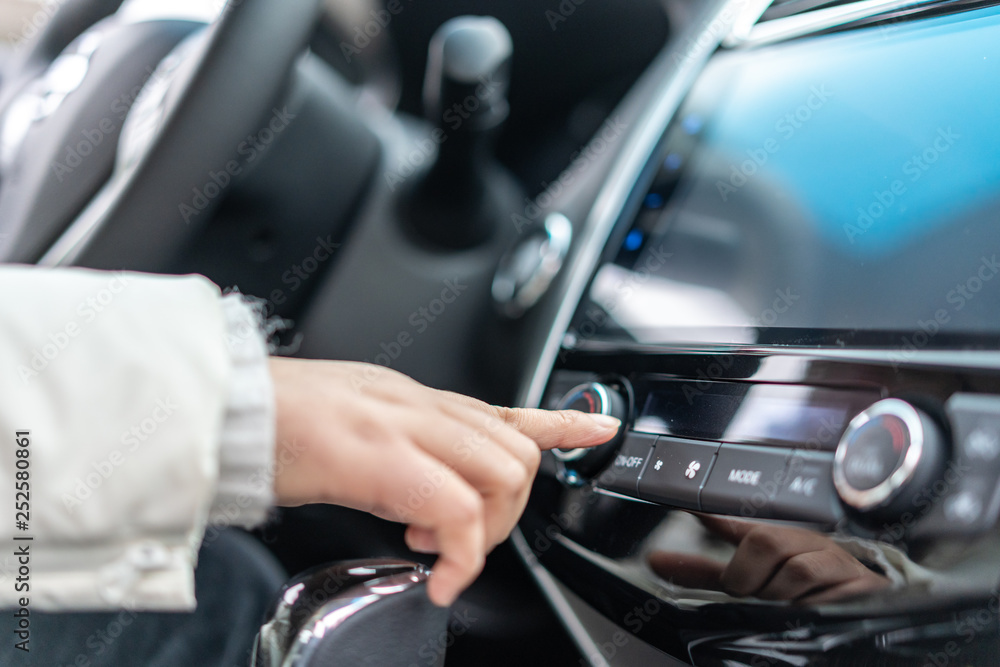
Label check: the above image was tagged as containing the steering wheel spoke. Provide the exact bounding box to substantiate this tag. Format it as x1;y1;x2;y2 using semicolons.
0;0;326;270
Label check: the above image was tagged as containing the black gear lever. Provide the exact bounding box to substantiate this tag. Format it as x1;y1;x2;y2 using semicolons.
422;15;512;134
407;16;519;250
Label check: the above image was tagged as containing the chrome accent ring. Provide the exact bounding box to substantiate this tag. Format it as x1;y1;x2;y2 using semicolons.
552;382;613;463
833;398;926;511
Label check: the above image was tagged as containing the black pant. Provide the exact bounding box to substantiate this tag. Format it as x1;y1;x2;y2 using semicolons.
0;530;286;667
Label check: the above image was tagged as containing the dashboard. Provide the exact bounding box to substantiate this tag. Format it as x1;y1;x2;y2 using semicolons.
517;2;1000;665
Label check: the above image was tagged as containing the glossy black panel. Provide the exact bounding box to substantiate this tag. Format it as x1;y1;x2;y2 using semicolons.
633;379;877;449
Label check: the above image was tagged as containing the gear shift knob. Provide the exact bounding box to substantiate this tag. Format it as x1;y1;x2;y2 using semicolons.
423;16;512;131
408;16;516;250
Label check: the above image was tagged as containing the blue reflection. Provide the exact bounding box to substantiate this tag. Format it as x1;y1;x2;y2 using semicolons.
624;229;645;252
682;114;704;135
702;6;1000;257
644;193;665;209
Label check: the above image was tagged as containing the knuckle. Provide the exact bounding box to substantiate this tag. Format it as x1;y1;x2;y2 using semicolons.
783;553;823;585
742;528;783;556
501;461;531;493
555;409;576;428
451;492;484;524
472;552;486;574
501;407;530;431
524;445;542;471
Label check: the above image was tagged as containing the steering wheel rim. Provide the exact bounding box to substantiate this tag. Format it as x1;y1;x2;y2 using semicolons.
0;0;326;271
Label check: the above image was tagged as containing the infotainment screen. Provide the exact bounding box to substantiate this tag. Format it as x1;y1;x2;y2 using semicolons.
573;6;1000;349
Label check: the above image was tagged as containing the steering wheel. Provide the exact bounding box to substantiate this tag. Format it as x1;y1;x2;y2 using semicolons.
0;0;325;271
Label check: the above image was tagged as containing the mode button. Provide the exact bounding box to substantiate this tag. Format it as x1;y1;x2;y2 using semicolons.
700;445;791;519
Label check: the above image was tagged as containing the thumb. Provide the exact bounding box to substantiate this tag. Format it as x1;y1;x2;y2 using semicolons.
494;407;621;451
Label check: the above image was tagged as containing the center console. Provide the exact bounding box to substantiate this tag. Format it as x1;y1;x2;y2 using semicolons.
517;2;1000;664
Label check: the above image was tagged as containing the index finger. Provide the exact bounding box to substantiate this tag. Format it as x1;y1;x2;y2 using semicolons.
498;407;621;450
436;391;621;450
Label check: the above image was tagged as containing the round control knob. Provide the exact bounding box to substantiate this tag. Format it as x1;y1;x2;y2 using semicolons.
552;382;627;477
833;399;946;516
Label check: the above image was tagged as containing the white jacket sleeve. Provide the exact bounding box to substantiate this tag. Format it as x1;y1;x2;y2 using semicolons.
0;266;275;612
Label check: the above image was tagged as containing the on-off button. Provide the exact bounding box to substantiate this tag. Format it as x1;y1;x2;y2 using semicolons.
598;433;656;497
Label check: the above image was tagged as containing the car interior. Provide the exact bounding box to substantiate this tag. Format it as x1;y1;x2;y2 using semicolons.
1;0;1000;664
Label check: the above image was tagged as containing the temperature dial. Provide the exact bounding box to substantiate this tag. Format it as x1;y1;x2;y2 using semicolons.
553;382;627;477
833;399;946;518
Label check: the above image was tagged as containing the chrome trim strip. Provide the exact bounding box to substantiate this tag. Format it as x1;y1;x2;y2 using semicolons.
520;0;745;409
727;0;777;44
510;529;612;667
564;341;1000;371
725;0;943;48
592;487;657;504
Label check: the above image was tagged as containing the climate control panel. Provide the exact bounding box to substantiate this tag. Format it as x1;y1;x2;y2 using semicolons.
545;371;1000;539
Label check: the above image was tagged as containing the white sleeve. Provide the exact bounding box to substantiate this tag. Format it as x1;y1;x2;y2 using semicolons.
209;294;276;531
0;266;274;612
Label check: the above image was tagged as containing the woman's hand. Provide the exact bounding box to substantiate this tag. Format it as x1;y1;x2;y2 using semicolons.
648;515;891;604
269;358;620;607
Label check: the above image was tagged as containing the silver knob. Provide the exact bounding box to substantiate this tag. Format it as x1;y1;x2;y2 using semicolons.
833;398;946;515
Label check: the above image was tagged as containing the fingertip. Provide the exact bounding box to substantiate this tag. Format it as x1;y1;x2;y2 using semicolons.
587;413;622;430
426;571;459;608
405;527;439;554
